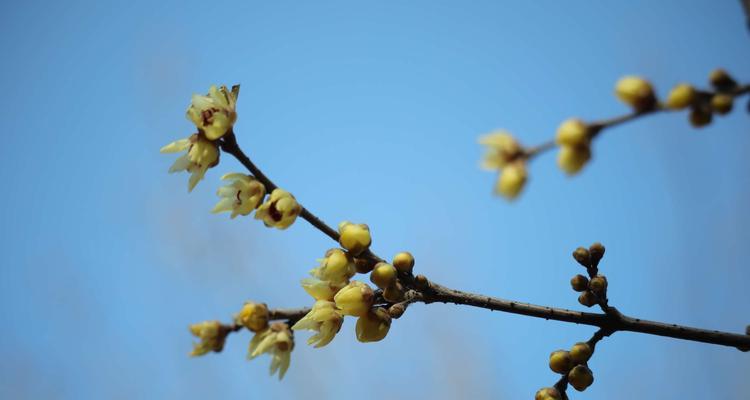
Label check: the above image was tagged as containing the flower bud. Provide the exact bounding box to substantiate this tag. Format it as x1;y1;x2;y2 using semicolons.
370;262;397;289
578;291;598;307
236;302;269;332
189;320;227;356
388;303;406;319
382;281;406;303
338;221;372;256
589;275;608;294
568;365;594;391
570;274;589;292
711;94;733;115
615;76;656;112
535;387;562;400
588;242;605;266
496;161;527;200
556;118;590;147
333;281;375;317
709;68;737;91
255;189;302;229
301;278;345;301
414;274;430;291
548;350;573;374
666;83;697;110
573;247;591;267
569;342;593;363
557;145;591;175
355;308;392;343
310;248;356;285
393;251;415;274
689;107;712;128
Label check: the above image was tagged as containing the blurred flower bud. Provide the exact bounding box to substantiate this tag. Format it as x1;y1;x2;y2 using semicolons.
557;144;591;175
236;302;269;333
479;131;523;170
709;68;737;91
556;118;590;147
573;247;591;267
689;106;713;128
535;387;562;400
666;83;697;110
615;76;656;112
711;94;733;115
496;160;527;200
189;320;226;356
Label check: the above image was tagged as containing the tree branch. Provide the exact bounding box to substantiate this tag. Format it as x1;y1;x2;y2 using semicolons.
218;129;750;351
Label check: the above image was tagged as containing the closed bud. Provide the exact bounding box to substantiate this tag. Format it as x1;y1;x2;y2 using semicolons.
535;387;562;400
414;274;430;291
589;242;605;266
338;221;372;255
355;308;392;343
548;350;573;374
689;107;713;128
333;281;375;317
496;161;527;200
388;303;406;319
573;247;591;267
556;118;590;147
570;342;593;363
557;144;591;175
393;251;415;274
711;94;733;115
589;275;608;294
383;281;406;303
568;365;594;391
615;76;656;112
709;68;737;91
666;83;697;110
578;291;598;307
236;302;269;332
570;274;589;292
370;262;397;289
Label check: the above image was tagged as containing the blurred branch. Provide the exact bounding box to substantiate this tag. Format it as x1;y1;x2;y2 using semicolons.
742;0;750;31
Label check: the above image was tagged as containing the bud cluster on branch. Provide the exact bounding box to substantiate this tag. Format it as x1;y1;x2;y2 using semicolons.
161;82;749;397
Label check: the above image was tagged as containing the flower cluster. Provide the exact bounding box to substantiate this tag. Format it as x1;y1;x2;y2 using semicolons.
238;302;294;380
478;131;527;199
161;84;302;229
293;221;392;348
665;69;741;127
547;341;595;392
570;243;607;308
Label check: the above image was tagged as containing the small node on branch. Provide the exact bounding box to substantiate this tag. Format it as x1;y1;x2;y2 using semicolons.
572;247;591;267
414;274;430;291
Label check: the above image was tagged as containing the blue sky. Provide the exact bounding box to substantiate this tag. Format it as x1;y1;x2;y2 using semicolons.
1;1;749;398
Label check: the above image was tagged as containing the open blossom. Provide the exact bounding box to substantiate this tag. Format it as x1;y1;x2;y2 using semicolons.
161;134;219;192
248;323;294;380
301;277;346;301
291;300;344;348
309;248;356;285
334;281;375;317
188;320;227;356
254;189;302;229
186;85;237;141
212;173;266;218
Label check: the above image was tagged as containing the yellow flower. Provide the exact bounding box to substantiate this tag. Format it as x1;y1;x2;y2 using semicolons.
212;173;266;218
161;134;220;192
235;302;269;333
338;222;372;255
557;145;591;175
333;281;374;317
665;83;696;110
355;308;391;343
248;323;294;380
309;248;356;285
300;278;346;301
254;189;302;229
188;320;226;356
186;85;238;141
555;118;590;148
291;300;344;348
496;161;527;199
615;76;656;112
478;130;522;170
